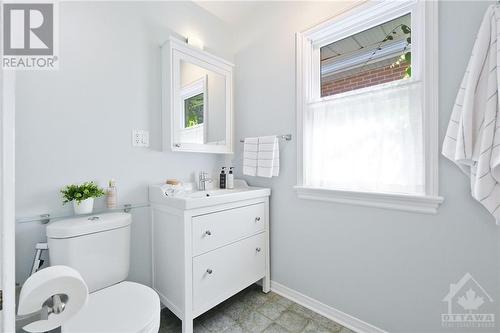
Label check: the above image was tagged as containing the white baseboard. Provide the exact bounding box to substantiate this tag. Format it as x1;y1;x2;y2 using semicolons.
270;281;388;333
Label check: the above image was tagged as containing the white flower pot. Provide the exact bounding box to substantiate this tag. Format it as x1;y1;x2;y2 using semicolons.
73;198;94;215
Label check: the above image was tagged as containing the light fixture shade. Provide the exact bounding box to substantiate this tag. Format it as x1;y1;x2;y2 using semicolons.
187;36;204;50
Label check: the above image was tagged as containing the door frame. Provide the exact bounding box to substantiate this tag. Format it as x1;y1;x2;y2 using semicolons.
1;69;16;332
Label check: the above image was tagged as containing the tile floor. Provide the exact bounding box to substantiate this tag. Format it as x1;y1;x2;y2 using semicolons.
159;284;355;333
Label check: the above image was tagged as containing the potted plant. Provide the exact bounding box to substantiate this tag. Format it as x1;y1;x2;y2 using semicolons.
61;181;105;215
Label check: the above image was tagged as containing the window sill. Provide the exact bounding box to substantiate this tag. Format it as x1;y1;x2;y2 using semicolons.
294;186;444;214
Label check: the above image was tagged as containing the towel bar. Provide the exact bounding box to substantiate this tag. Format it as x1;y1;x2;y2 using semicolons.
239;134;292;143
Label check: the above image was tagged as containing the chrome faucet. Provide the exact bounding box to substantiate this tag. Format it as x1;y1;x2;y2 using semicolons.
198;171;213;191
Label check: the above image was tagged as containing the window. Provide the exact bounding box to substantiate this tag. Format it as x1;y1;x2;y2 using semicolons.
295;0;443;213
184;93;204;128
321;13;412;97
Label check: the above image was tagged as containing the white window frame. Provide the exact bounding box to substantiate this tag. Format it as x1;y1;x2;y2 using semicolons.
295;0;443;213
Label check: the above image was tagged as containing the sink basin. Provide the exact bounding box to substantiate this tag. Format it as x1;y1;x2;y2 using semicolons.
149;181;271;209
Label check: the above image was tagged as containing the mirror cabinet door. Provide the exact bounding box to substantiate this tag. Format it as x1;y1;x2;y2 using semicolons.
162;38;233;154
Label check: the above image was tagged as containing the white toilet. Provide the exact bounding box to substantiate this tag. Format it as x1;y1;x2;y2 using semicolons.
46;212;160;333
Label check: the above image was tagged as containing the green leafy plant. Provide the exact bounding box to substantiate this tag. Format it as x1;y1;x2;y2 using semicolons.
61;181;105;204
362;23;412;79
390;24;411;78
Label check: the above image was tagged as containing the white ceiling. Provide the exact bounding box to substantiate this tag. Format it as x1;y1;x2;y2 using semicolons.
193;1;260;24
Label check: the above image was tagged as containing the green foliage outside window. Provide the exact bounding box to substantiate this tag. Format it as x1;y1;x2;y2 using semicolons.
184;93;204;128
364;22;412;79
388;24;411;78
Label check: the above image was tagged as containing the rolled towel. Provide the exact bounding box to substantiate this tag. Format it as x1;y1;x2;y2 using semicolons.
160;183;185;197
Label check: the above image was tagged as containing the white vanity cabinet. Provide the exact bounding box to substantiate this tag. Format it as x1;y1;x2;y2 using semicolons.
149;186;270;333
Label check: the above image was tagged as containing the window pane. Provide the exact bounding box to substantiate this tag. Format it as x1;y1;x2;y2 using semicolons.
306;82;424;194
184;93;204;128
320;13;411;97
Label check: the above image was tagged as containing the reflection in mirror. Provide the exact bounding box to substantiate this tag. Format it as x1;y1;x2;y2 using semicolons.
177;60;226;145
180;74;206;144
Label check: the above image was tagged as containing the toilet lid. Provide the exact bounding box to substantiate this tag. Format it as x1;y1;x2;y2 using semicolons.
63;281;160;333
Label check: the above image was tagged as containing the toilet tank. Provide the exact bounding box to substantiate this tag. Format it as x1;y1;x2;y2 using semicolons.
46;212;131;292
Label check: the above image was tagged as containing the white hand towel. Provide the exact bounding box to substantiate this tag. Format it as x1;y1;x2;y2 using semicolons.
257;136;280;178
272;139;280;177
243;137;259;176
160;183;186;197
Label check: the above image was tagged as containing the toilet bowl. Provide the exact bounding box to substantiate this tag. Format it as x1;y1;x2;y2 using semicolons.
46;213;160;333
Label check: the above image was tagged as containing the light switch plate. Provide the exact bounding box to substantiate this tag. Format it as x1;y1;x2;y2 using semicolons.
132;130;149;147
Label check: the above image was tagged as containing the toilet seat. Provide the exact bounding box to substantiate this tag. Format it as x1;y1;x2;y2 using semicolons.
62;281;160;333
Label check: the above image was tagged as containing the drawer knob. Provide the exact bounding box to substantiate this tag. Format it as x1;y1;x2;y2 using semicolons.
255;217;261;222
205;230;212;236
206;269;213;274
256;247;262;252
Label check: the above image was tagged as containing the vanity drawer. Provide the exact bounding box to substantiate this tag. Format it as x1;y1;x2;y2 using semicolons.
192;232;266;313
192;203;265;255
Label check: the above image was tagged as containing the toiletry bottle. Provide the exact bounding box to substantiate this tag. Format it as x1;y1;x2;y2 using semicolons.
219;167;226;189
227;167;234;189
107;179;117;209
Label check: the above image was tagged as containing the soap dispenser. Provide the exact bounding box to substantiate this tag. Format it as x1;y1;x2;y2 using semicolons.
106;179;117;209
219;167;226;189
227;167;234;189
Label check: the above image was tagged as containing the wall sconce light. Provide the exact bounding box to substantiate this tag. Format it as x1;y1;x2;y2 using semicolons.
187;35;204;50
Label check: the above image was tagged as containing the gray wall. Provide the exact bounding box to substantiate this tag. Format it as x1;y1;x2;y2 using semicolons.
14;1;232;284
232;1;500;332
